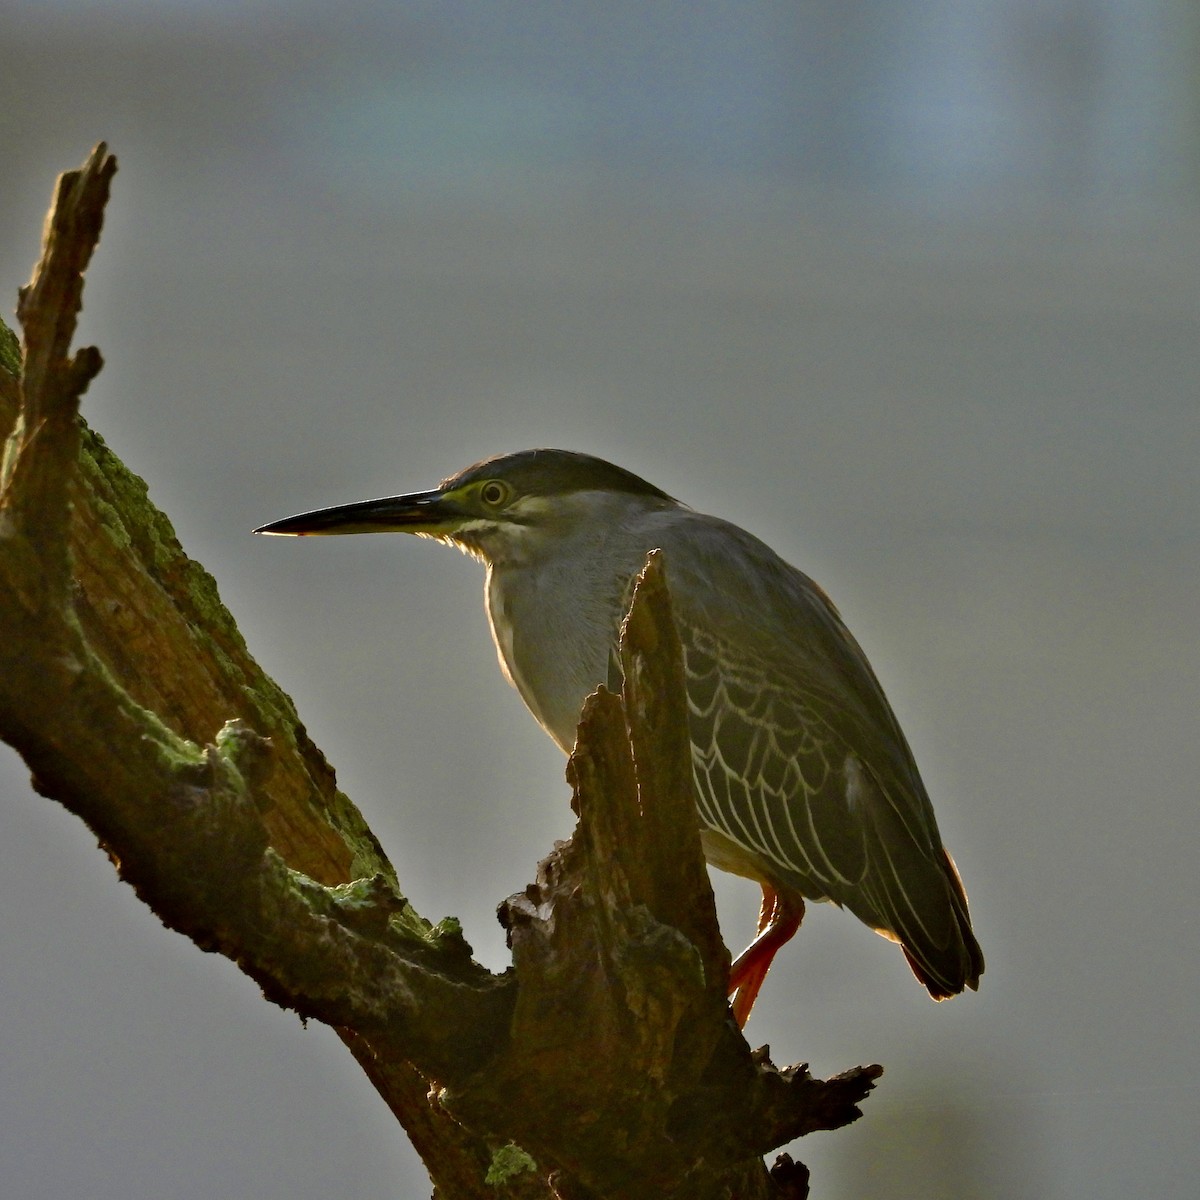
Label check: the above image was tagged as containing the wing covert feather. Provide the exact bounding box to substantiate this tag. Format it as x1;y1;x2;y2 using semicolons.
649;512;982;995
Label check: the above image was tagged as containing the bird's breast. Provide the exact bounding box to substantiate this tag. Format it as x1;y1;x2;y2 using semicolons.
485;558;622;753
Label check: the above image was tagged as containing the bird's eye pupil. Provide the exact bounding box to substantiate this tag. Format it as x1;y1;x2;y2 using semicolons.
481;482;506;506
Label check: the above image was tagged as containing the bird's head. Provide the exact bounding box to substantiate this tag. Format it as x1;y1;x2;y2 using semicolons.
255;448;675;566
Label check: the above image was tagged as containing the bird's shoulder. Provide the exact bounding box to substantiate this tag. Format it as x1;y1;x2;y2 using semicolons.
639;506;936;828
637;507;854;676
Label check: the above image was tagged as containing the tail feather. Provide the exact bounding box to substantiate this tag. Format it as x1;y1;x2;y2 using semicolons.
900;848;983;998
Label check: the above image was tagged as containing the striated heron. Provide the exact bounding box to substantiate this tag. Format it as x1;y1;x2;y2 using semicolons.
257;448;983;1024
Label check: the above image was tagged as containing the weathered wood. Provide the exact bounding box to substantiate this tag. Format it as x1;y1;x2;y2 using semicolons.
0;146;881;1200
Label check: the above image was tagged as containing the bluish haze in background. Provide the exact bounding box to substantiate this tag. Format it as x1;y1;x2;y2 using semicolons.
2;3;1197;1198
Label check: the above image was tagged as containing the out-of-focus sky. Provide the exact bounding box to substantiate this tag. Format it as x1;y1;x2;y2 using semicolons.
2;3;1198;1198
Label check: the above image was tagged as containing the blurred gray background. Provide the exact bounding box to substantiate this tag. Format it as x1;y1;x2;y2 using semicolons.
2;2;1198;1198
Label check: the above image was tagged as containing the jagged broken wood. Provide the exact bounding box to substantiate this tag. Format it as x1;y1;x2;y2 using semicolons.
0;145;880;1200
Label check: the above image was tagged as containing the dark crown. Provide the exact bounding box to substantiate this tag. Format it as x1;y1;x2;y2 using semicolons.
446;449;675;503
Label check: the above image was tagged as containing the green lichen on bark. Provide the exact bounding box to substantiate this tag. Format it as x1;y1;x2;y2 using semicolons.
0;317;18;377
485;1143;539;1186
72;419;411;903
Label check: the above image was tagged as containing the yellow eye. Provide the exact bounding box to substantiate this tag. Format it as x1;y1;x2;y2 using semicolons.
479;480;509;507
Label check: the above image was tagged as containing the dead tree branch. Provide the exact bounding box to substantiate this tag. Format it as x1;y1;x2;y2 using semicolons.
0;145;880;1200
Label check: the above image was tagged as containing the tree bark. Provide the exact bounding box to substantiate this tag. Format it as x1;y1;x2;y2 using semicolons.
0;145;880;1200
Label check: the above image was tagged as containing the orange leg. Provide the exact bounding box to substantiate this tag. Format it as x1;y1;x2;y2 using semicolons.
728;885;804;1027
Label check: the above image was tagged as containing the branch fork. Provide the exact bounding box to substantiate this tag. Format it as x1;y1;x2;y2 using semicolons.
0;146;880;1200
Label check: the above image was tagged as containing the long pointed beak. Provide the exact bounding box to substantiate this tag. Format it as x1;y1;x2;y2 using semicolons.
254;489;462;536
